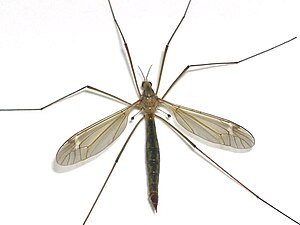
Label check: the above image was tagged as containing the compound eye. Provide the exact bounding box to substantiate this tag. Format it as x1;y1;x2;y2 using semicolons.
149;82;152;86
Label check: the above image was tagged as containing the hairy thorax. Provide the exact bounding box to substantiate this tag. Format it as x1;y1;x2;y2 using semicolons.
140;95;159;115
138;81;159;115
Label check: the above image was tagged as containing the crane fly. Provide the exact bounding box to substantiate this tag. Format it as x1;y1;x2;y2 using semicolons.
0;0;298;224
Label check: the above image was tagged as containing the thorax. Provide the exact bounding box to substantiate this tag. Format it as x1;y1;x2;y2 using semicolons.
138;81;159;115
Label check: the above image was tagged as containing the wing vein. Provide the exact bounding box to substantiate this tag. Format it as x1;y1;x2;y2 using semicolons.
160;100;254;151
177;108;225;144
56;103;137;166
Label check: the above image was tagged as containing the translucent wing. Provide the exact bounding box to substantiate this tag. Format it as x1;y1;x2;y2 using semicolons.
161;100;254;151
56;105;135;166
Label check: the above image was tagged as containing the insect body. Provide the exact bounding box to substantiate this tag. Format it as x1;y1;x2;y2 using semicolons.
56;72;255;213
140;81;160;211
0;0;298;224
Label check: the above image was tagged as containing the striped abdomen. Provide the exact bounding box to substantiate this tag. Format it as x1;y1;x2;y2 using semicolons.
145;114;160;212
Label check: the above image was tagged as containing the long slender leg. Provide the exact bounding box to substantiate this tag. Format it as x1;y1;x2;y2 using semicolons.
107;0;141;97
162;37;297;99
0;85;131;111
83;117;144;225
155;0;192;95
156;115;300;225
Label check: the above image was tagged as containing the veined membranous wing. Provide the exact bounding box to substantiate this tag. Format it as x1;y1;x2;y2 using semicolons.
56;103;136;166
160;100;255;151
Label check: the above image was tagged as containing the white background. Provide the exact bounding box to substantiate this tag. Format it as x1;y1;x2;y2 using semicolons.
0;0;299;224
